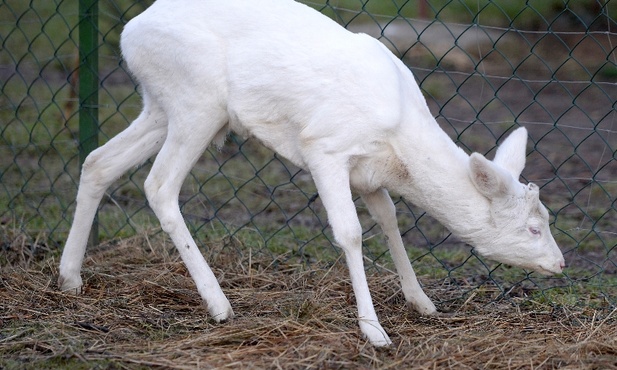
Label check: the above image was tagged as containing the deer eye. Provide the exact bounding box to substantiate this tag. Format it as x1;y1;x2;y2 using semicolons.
528;227;541;236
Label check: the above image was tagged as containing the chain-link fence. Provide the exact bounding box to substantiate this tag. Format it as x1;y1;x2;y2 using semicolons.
2;0;616;307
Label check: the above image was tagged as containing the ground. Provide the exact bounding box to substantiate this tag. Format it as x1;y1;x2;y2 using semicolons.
2;235;616;369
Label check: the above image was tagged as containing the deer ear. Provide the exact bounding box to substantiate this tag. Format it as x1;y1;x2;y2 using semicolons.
469;153;521;199
493;127;527;180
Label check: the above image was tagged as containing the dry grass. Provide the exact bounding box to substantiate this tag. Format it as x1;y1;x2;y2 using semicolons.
2;235;617;369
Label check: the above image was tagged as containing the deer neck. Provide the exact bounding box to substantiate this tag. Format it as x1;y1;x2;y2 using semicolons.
386;120;490;242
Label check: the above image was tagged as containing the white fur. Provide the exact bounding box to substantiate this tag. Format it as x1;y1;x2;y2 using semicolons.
58;0;565;346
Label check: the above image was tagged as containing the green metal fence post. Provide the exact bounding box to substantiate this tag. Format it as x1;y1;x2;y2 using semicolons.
79;0;99;246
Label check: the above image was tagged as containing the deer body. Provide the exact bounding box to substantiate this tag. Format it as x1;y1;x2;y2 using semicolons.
59;0;564;346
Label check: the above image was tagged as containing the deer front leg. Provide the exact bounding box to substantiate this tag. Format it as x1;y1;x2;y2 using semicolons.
361;188;437;315
311;162;392;346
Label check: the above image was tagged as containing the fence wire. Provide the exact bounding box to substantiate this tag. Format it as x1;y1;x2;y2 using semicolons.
1;0;616;308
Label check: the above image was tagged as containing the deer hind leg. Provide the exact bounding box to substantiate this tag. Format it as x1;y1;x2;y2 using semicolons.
143;107;233;322
309;160;392;346
59;95;168;292
361;188;437;315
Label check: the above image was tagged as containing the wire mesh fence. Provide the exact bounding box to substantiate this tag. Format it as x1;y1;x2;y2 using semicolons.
2;0;616;308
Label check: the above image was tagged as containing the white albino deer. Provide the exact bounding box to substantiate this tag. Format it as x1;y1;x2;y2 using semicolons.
58;0;565;346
